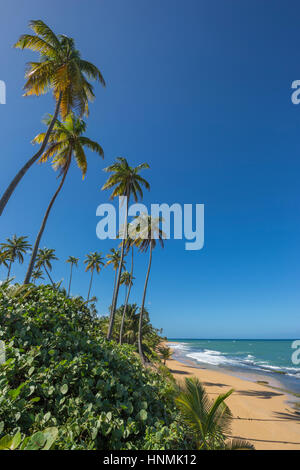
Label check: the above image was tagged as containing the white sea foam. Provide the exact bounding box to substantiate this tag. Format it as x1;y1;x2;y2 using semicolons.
169;343;300;379
186;349;241;367
168;343;189;351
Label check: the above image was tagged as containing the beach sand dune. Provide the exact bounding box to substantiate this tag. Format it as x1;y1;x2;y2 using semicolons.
166;356;300;450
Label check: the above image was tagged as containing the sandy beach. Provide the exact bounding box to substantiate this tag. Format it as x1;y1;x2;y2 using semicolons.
166;349;300;450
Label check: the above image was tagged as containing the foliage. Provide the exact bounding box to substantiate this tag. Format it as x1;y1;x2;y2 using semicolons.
99;304;163;360
0;284;190;450
14;20;105;119
175;377;255;450
33;113;104;179
36;248;58;272
0;235;31;278
84;252;105;274
0;235;31;265
0;427;58;450
102;157;150;202
158;346;172;365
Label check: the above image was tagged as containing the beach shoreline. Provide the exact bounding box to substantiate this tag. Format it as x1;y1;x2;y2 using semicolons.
165;342;300;450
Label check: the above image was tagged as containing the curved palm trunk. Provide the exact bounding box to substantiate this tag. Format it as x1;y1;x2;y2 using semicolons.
44;265;55;286
107;196;129;340
138;243;153;364
0;93;62;217
7;260;13;280
68;263;73;297
110;268;117;310
87;268;94;301
24;151;71;284
119;247;134;345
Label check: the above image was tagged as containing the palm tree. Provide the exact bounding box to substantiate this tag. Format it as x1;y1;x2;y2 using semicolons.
0;20;105;216
120;304;153;348
134;215;164;364
24;113;104;284
119;246;134;345
105;248;125;310
84;252;105;301
66;256;79;296
121;303;140;345
102;158;150;340
35;248;58;285
32;269;44;284
158;346;172;365
0;235;31;279
175;377;254;450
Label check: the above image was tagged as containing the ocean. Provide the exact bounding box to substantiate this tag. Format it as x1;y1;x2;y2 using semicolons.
168;339;300;395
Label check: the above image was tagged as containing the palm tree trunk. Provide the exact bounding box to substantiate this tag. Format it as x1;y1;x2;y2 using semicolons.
44;265;55;286
138;243;153;364
87;268;94;301
24;150;71;284
119;247;133;345
7;260;12;280
68;263;73;297
110;268;117;310
107;195;129;340
0;93;62;217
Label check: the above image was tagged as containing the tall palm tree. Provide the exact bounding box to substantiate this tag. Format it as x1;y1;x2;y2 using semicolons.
102;157;150;340
134;215;164;364
175;377;254;450
35;248;58;285
0;235;31;279
105;248;125;311
24;113;104;284
0;20;105;217
84;252;105;301
119;246;134;345
32;269;44;284
66;256;79;296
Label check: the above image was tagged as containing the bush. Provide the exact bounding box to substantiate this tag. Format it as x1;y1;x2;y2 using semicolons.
0;284;190;450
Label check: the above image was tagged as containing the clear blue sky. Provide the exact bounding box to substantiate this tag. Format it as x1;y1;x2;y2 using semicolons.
0;0;299;339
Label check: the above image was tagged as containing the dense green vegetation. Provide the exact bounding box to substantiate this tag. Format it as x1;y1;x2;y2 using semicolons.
0;284;191;450
99;304;164;361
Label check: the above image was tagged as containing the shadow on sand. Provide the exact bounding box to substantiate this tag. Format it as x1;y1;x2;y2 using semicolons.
236;389;284;400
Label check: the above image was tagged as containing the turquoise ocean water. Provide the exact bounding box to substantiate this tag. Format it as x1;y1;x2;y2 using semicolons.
168;339;300;394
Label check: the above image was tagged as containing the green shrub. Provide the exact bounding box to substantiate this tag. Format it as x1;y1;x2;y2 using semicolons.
0;427;58;450
0;284;190;450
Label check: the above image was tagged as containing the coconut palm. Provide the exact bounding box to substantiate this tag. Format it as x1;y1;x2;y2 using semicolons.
133;215;164;364
120;304;152;347
35;248;58;285
0;20;105;217
175;377;254;450
119;246;134;345
84;252;105;301
105;248;125;310
102;158;150;340
24;113;104;284
158;346;172;365
66;256;79;296
122;303;141;345
0;235;31;279
32;269;44;284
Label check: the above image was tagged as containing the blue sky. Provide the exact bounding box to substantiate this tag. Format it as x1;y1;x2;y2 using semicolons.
0;0;299;338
